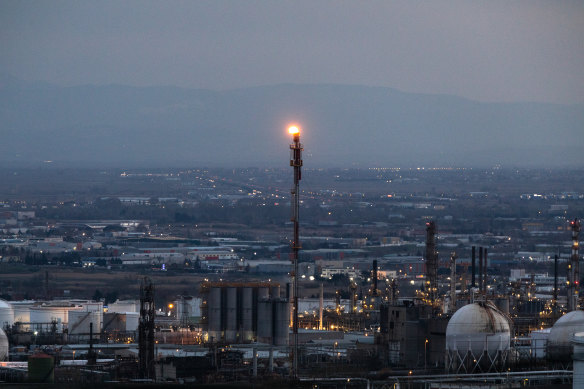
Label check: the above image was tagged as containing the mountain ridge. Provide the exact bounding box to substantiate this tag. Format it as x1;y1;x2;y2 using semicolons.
1;76;582;168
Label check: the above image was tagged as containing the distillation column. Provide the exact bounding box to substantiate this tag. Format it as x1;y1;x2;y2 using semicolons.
425;221;438;311
568;218;581;311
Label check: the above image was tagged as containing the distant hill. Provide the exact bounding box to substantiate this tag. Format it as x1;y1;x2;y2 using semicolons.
1;75;582;168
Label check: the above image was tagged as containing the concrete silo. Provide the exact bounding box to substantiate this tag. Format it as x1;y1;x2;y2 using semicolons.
257;300;273;344
241;287;254;342
258;286;269;301
445;301;511;373
273;299;290;346
202;282;288;345
225;287;237;342
207;287;222;342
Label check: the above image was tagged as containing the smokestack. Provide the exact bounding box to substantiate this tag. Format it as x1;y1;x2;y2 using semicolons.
373;260;378;295
319;283;323;330
471;246;476;288
350;281;358;313
449;252;457;313
568;218;581;311
484;248;488;294
479;247;483;293
425;221;438;308
554;254;559;305
90;322;94;351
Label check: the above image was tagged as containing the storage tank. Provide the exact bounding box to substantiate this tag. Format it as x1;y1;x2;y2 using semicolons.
103;312;139;332
445;301;511;373
125;312;139;331
225;287;237;342
11;300;34;323
0;328;9;360
271;285;281;299
30;304;83;333
68;310;103;335
273;300;290;346
28;353;54;383
80;301;103;313
207;287;222;342
176;296;202;321
529;328;550;359
547;310;584;360
107;299;138;313
0;299;14;329
241;288;253;341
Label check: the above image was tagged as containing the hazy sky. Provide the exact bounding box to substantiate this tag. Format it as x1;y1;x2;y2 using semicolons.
1;1;583;104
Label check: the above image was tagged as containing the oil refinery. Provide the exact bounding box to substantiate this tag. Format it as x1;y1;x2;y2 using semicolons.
0;127;581;389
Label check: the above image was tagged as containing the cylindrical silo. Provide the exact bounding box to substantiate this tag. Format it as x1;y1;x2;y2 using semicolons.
107;300;138;313
28;353;54;383
225;287;237;342
68;310;103;336
258;287;269;301
125;312;139;332
273;300;290;346
207;287;222;342
257;300;273;344
242;288;254;342
103;312;124;332
0;299;14;329
29;305;83;333
11;301;34;324
271;285;280;299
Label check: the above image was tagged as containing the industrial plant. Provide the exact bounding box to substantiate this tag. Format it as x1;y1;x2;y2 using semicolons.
0;127;581;388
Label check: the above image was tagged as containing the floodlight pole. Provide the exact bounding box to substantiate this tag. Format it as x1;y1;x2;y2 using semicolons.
289;126;302;379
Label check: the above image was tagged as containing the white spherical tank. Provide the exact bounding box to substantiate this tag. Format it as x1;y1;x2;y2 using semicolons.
547;310;584;360
0;328;8;361
0;299;14;329
446;302;510;368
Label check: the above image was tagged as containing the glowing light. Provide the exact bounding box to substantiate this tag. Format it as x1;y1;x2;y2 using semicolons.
288;125;300;135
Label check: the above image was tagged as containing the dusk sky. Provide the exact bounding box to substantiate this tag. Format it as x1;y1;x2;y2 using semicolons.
2;1;583;104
